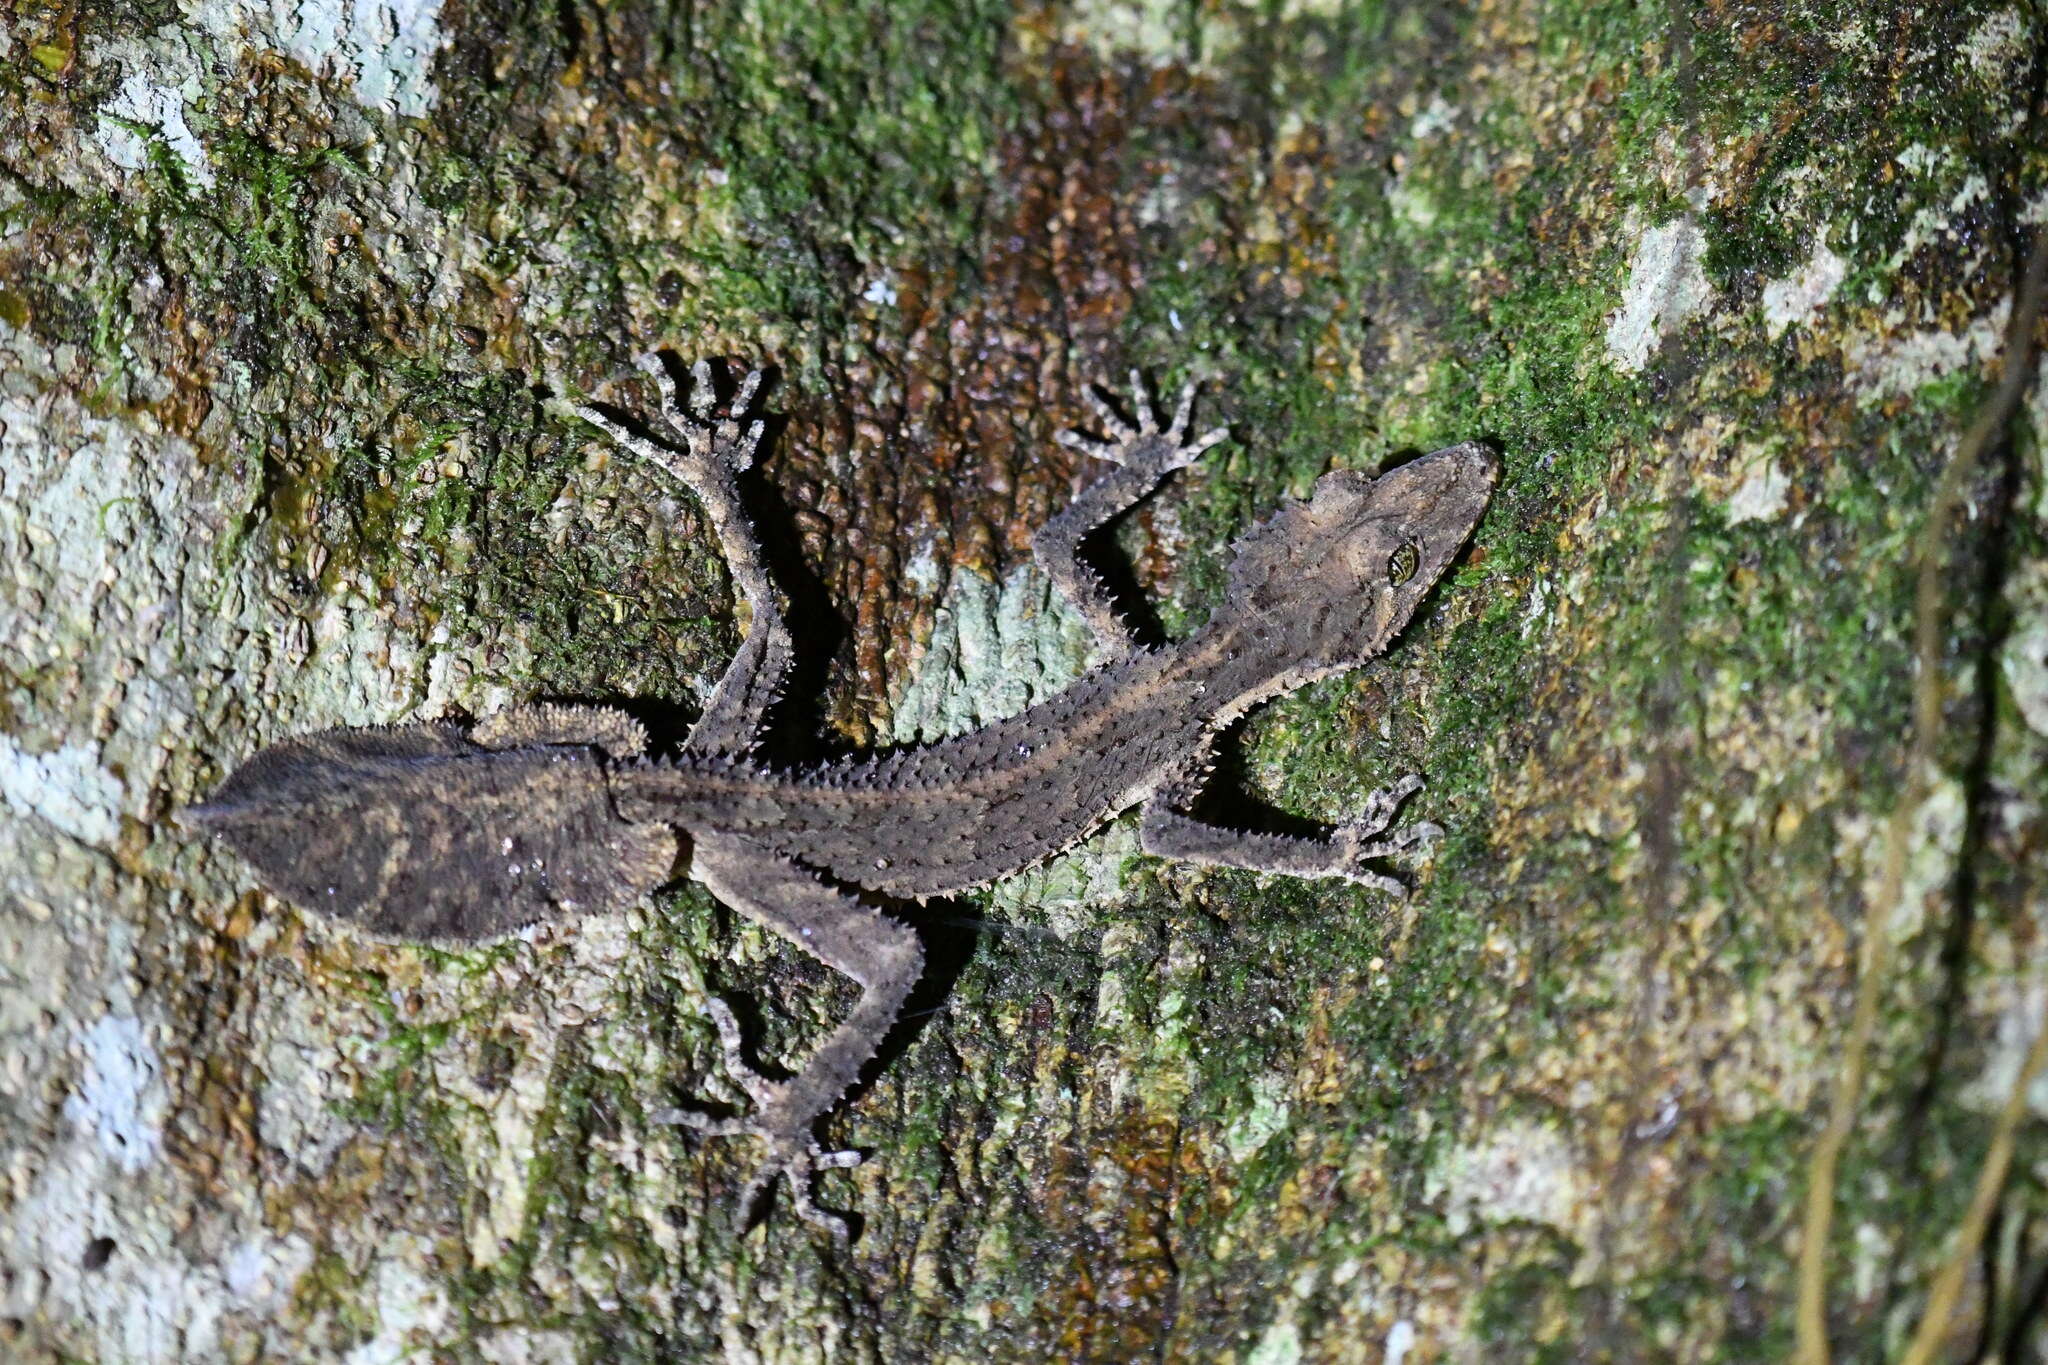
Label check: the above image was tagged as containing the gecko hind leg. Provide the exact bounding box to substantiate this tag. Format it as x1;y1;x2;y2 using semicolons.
655;833;924;1239
1033;371;1228;657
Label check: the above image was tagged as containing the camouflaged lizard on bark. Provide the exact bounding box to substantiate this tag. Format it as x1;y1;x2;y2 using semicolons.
186;356;1495;1237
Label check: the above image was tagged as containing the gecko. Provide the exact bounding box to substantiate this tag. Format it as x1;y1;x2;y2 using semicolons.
184;355;1495;1237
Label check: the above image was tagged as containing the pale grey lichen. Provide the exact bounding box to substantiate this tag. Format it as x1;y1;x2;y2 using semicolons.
346;1234;456;1365
1723;449;1793;526
95;64;214;188
1838;772;1966;943
2001;562;2048;739
0;735;127;847
1968;985;2048;1120
476;1327;583;1365
251;990;359;1176
1605;214;1714;373
1760;238;1846;340
887;562;1093;744
191;0;449;118
1960;7;2030;80
1409;94;1459;140
1221;1070;1294;1162
1424;1116;1586;1240
1245;1316;1305;1365
1054;0;1196;68
1844;299;2011;403
1385;173;1439;232
62;1013;166;1174
0;961;244;1359
2029;368;2048;518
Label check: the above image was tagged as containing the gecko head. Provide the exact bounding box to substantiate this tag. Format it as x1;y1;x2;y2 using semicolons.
182;723;675;942
1217;441;1495;662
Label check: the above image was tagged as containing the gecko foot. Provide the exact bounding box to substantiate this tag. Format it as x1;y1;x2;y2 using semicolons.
571;354;765;485
738;1134;865;1241
1056;370;1226;475
1354;773;1426;838
651;997;863;1239
634;353;766;474
1333;774;1443;894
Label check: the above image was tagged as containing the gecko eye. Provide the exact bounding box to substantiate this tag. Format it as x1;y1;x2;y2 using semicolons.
1386;542;1420;586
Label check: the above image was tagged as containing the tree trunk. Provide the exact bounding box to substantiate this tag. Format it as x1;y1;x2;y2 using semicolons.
3;2;2045;1361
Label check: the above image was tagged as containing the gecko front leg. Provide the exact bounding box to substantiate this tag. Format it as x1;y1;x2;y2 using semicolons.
1139;768;1442;896
658;832;924;1238
573;356;789;759
1033;372;1227;657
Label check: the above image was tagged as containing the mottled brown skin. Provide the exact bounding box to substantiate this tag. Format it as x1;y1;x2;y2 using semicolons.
188;708;673;940
186;357;1494;1237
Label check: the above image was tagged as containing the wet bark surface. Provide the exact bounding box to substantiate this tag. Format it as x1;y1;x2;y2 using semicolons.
2;2;2046;1360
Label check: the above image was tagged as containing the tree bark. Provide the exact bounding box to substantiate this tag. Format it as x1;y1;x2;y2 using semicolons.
3;2;2045;1361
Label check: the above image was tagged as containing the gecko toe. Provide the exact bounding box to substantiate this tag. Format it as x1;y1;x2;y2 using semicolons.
650;1106;750;1138
788;1184;854;1242
1400;820;1445;851
813;1145;863;1171
1344;868;1409;898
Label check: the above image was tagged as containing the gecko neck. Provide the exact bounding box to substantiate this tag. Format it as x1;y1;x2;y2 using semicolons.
1170;608;1380;731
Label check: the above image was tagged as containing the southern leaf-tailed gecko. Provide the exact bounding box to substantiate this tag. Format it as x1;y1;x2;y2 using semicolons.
186;356;1494;1236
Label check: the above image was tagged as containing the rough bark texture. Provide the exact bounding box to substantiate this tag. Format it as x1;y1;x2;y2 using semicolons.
4;2;2047;1361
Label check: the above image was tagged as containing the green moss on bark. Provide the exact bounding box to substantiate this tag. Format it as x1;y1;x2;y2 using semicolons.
3;0;2045;1361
